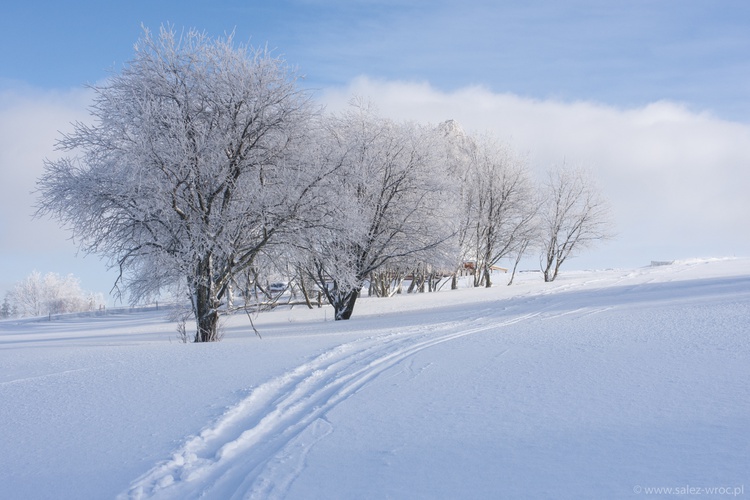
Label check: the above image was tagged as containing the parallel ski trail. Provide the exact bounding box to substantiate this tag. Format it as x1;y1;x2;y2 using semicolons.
124;276;648;500
123;309;539;500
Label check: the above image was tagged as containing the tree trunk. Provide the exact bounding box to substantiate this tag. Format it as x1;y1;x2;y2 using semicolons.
473;266;482;287
551;258;564;282
368;275;377;297
543;256;560;282
195;299;220;342
483;264;492;288
407;270;420;293
192;256;221;342
298;272;315;309
508;240;529;286
541;242;556;282
332;289;359;320
508;255;521;285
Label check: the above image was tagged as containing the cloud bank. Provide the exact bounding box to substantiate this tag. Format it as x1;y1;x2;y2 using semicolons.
0;86;113;295
0;87;92;249
1;77;747;298
319;77;750;267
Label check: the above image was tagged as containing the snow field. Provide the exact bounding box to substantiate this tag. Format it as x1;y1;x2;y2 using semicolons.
1;258;748;499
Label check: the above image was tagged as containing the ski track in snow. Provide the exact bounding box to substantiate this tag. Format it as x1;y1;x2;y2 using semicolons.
121;262;749;499
123;308;546;500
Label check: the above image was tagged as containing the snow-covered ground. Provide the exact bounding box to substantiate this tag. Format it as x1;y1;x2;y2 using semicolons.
1;258;748;499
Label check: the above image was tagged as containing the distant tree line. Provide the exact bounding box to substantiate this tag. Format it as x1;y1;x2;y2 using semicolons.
36;25;612;341
1;271;104;319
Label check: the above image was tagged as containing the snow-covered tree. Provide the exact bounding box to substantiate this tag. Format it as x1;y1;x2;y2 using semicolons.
37;26;327;341
539;165;613;282
299;103;455;320
464;135;537;287
437;123;538;288
1;294;15;319
434;120;477;290
9;270;45;317
6;271;102;318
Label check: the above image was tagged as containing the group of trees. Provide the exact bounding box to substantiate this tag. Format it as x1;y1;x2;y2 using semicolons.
1;271;103;319
36;26;611;341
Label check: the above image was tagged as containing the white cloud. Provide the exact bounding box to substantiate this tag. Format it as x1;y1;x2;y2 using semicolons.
0;87;93;249
319;77;750;266
1;77;747;299
0;87;111;296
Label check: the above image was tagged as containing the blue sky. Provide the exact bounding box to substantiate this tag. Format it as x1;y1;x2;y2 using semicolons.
1;0;749;301
3;1;749;118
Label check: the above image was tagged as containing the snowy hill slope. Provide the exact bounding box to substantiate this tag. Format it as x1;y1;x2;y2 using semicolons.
1;258;748;499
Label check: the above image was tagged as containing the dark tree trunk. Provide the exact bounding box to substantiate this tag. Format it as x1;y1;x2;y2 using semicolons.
195;299;220;342
192;256;221;342
543;258;561;282
542;245;556;282
332;288;359;320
